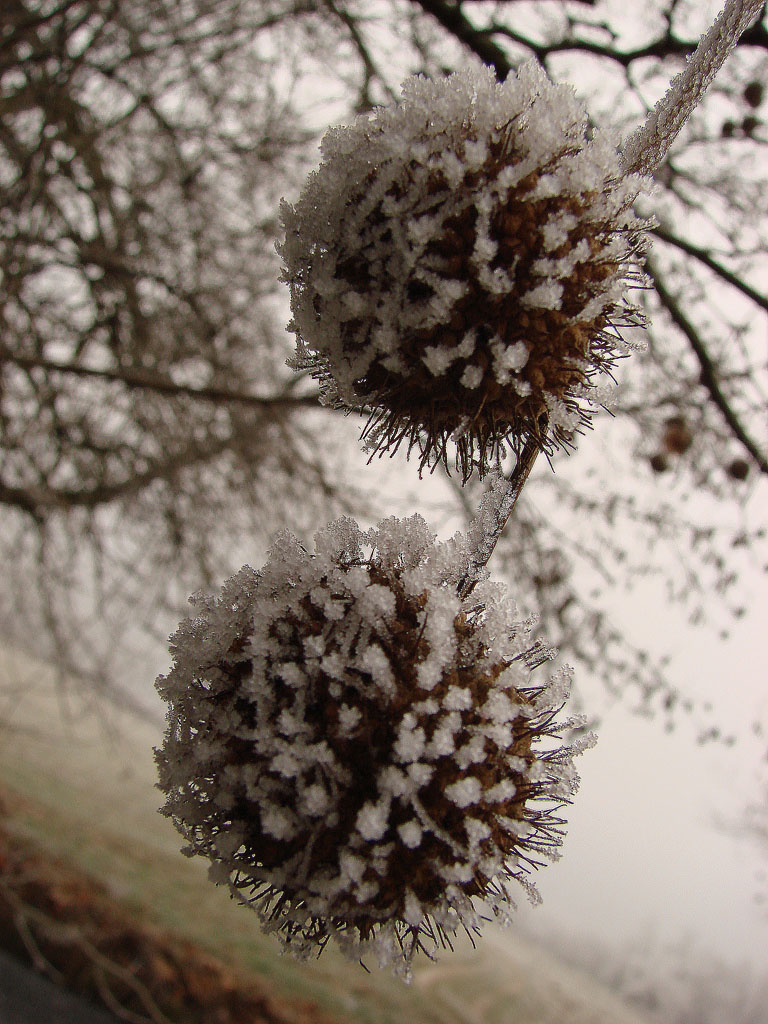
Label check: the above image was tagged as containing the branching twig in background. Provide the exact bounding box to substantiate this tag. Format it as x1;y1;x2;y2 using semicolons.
647;258;768;475
3;353;321;410
411;0;513;79
0;875;173;1024
652;225;768;315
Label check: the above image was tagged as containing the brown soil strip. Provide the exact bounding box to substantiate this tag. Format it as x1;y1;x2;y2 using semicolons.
0;786;339;1024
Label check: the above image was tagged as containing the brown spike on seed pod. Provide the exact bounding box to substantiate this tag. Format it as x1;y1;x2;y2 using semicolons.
279;64;650;481
155;515;589;977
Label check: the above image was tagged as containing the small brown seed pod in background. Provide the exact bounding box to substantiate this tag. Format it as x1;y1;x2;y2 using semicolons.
743;81;764;108
662;415;694;455
742;114;760;135
727;457;750;480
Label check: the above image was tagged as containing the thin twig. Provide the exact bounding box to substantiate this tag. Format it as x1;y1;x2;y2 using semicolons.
647;258;768;475
652;225;768;315
458;438;541;598
4;352;320;409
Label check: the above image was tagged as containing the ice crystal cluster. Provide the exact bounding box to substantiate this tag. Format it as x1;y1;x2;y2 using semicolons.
280;62;649;479
156;515;590;976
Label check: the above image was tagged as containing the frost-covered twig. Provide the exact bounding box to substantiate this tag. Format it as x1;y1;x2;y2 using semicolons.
458;439;541;598
622;0;766;175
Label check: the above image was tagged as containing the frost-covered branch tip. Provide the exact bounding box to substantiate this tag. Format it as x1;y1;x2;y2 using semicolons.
622;0;766;175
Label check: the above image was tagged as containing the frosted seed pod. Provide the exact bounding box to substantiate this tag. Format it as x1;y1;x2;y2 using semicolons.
280;62;649;480
156;514;592;973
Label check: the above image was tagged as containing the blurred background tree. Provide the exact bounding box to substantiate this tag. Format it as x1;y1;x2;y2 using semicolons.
1;0;766;736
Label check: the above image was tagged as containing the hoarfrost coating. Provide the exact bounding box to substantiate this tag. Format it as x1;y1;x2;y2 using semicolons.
156;515;594;978
280;62;650;480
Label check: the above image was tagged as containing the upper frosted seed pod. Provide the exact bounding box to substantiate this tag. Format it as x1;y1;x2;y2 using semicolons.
279;62;649;480
155;514;591;977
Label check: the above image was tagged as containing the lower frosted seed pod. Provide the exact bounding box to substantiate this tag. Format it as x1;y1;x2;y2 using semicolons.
156;515;593;977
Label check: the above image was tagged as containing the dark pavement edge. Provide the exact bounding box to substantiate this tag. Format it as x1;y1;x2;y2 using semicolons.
0;949;122;1024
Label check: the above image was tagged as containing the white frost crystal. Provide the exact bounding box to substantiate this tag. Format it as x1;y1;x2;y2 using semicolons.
156;514;592;976
280;62;649;479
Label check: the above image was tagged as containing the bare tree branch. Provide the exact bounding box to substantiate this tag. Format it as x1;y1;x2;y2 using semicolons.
3;353;322;410
652;225;768;314
410;0;513;79
647;258;768;475
416;0;767;71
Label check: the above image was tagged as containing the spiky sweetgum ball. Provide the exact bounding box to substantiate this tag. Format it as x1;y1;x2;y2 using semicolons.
279;62;649;480
156;515;590;977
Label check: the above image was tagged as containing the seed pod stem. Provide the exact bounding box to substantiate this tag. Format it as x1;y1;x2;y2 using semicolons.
459;434;543;599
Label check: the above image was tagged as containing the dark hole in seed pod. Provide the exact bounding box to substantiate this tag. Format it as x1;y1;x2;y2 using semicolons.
407;278;434;302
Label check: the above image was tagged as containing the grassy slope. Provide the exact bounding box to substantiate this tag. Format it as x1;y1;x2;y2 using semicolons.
0;645;654;1024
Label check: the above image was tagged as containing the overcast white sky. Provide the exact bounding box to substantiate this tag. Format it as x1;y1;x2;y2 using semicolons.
434;445;768;979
